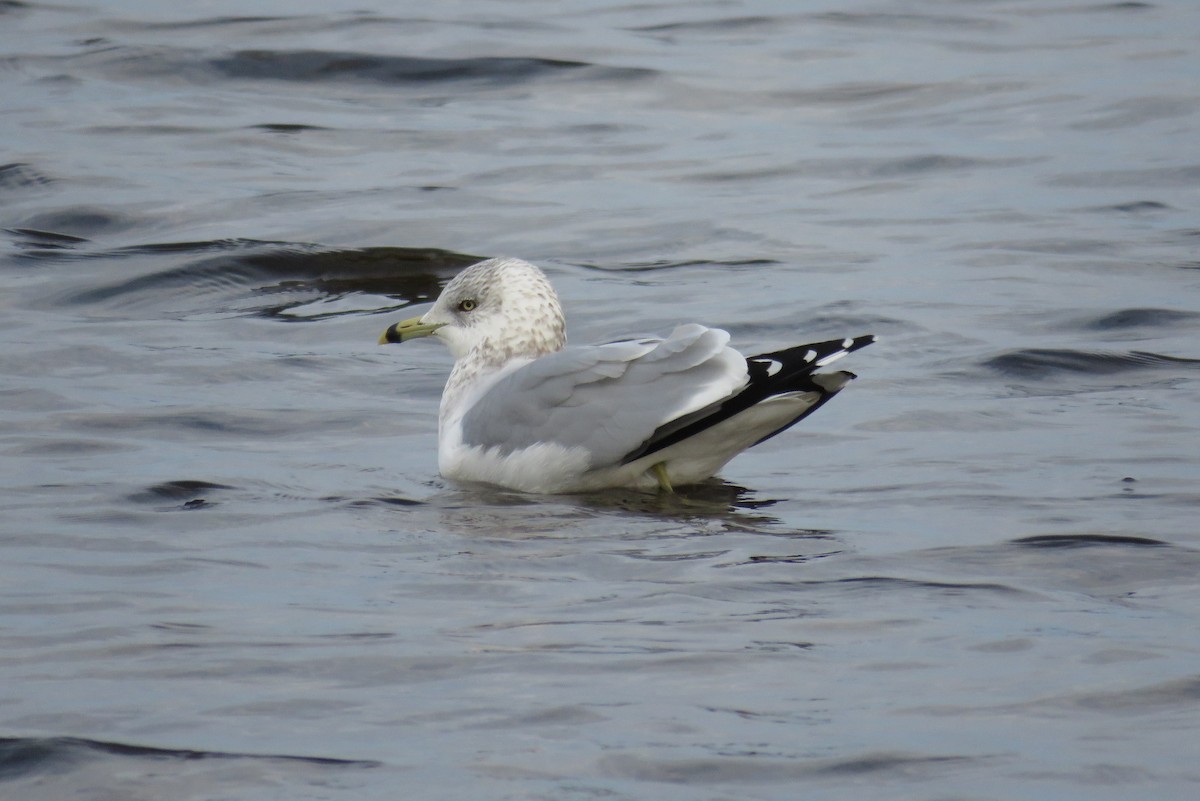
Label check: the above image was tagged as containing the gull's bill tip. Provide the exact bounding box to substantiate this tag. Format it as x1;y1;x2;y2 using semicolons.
379;316;445;345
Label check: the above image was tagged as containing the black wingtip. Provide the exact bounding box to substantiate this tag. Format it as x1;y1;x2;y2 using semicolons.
847;334;876;352
620;333;874;465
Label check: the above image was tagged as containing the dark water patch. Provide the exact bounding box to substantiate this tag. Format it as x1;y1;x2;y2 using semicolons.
249;122;330;134
599;750;977;783
149;621;212;633
7;438;132;457
113;12;551;35
0;162;53;190
7;211;140;261
126;15;290;30
313;631;397;642
1034;1;1157;13
85;123;215;137
739;551;841;566
1086;200;1172;214
209;50;652;87
0;1;30;14
1075;307;1200;331
116;238;294;257
58;242;479;316
338;495;424;509
8;228;89;246
919;535;1200;601
0;735;379;781
683;153;1031;184
16;207;137;240
7;228;90;260
567;480;783;523
983;348;1200;379
68;44;650;92
126;479;234;505
748;640;814;652
1013;534;1171;549
14;234;285;264
870;154;1010;177
247;246;479;316
814;576;1026;597
576;258;780;272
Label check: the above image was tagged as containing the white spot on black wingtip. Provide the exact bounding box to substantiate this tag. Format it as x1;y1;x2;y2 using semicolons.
815;348;850;367
752;357;783;376
804;349;817;363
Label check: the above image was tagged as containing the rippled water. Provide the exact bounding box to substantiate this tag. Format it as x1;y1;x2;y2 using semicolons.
3;1;1200;798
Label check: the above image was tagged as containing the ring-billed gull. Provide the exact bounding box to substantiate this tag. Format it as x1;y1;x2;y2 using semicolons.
379;257;873;493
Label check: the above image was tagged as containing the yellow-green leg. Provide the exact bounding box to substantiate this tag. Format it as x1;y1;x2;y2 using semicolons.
650;462;674;494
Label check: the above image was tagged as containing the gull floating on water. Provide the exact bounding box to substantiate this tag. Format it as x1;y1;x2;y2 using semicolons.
379;257;873;493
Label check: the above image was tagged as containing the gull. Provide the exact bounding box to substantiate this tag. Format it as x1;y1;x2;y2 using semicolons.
379;257;873;493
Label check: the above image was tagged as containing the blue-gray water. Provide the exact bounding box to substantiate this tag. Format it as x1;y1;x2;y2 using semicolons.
3;1;1200;799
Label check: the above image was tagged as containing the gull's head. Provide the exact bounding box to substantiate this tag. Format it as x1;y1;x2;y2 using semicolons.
378;257;566;363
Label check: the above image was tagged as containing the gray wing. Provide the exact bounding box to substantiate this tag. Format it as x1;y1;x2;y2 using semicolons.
459;324;748;468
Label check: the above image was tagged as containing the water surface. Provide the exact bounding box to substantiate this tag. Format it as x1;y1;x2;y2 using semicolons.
3;1;1199;799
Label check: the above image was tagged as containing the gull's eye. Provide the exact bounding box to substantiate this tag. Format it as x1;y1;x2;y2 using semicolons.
457;299;477;312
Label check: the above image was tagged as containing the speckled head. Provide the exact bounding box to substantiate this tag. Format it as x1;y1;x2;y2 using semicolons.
388;257;567;364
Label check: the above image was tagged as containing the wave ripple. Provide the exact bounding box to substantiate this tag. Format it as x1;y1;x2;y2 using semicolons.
984;348;1200;379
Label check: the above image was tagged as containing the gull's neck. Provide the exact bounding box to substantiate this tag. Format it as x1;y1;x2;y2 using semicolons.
440;335;563;429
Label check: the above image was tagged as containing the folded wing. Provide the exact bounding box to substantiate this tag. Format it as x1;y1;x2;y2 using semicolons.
459;324;748;468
